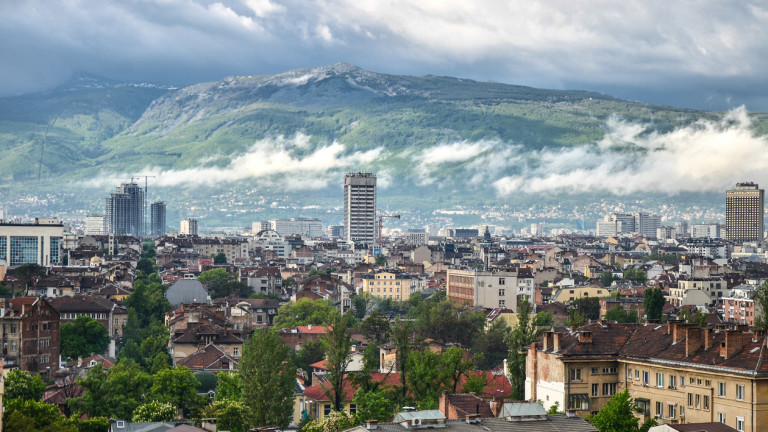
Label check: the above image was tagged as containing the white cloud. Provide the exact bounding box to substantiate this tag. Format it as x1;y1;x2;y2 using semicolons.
493;107;768;195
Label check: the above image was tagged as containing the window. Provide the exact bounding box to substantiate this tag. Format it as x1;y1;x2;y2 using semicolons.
602;383;616;396
718;382;726;397
603;367;617;374
705;380;711;387
569;368;582;382
704;395;710;410
567;394;589;410
670;375;677;389
736;384;745;401
656;373;665;388
592;383;598;397
349;404;357;414
499;289;505;296
718;412;725;423
233;347;239;357
636;369;640;380
688;393;693;407
499;278;505;285
695;394;701;409
736;416;744;432
681;376;685;387
668;404;676;419
592;367;599;374
656;402;663;416
690;377;695;384
324;404;331;415
697;378;702;385
627;368;632;378
643;371;649;386
498;300;505;308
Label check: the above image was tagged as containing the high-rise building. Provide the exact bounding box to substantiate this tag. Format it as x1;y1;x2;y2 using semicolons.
269;218;323;237
0;218;64;266
150;201;166;237
180;218;199;236
84;215;105;235
104;182;144;236
726;182;765;243
343;172;376;246
634;212;661;238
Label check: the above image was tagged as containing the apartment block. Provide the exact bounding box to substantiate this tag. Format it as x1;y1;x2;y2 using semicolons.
446;269;519;310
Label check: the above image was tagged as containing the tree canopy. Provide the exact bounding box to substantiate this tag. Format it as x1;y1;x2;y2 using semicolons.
4;369;46;401
60;315;110;360
643;287;665;321
273;298;339;329
506;297;539;399
587;389;657;432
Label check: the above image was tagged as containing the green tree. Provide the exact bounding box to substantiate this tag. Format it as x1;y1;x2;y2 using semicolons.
472;319;510;370
506;297;540;399
214;252;227;264
680;308;709;327
4;369;46;401
214;372;243;402
16;263;43;291
240;329;297;428
291;339;326;385
570;297;600;321
390;317;415;406
137;257;156;275
198;268;251;298
352;387;395;423
441;346;475;393
604;305;638;323
643;287;665;321
600;271;615;287
534;311;554;327
322;313;353;411
201;399;250;432
406;348;445;409
3;398;70;431
273;298;339;329
462;372;487;395
60;315;110;360
150;367;203;418
132;401;176;422
360;312;391;344
70;361;153;420
351;292;374;321
303;411;355;432
411;297;485;347
755;281;768;330
587;389;657;432
375;254;388;267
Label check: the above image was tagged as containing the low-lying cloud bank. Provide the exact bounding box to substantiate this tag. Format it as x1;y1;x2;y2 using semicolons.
87;107;768;195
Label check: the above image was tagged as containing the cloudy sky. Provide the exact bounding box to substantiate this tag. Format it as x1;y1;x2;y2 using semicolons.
3;0;768;111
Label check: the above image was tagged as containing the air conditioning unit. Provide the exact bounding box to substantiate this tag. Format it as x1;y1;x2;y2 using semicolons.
411;418;422;426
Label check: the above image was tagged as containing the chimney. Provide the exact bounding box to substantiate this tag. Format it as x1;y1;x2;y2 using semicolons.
543;331;553;351
465;414;481;424
720;329;743;359
439;391;448;418
366;420;379;430
578;331;592;344
685;327;702;357
553;332;561;351
667;319;682;335
735;324;749;332
490;396;504;418
201;419;217;432
673;323;690;342
307;324;312;331
704;328;714;349
754;329;766;342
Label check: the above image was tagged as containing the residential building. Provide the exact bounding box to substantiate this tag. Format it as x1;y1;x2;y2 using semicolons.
0;297;60;378
84;215;105;236
361;269;421;301
150;201;166;237
671;278;729;307
726;182;764;243
343;172;376;246
180;218;198;236
104;182;144;236
0;219;64;266
269;218;323;237
526;322;768;431
724;284;757;326
551;286;611;304
446;269;519;310
691;224;721;239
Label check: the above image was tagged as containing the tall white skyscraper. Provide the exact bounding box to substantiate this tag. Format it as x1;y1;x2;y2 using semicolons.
343;172;376;246
180;218;199;236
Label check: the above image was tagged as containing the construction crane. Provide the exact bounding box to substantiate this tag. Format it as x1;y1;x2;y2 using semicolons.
378;211;400;248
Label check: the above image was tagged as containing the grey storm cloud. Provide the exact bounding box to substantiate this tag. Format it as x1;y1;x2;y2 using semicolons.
2;0;768;110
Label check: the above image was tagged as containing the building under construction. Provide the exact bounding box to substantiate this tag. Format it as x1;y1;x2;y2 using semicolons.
150;201;166;237
104;182;144;236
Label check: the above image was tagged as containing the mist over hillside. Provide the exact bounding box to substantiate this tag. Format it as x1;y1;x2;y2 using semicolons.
1;64;767;229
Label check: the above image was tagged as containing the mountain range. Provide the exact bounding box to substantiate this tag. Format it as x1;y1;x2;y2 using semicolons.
1;64;765;228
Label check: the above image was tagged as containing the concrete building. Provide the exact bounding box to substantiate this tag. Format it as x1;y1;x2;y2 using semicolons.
0;219;64;266
361;269;422;301
404;231;428;245
635;212;661;238
691;224;721;239
252;221;270;233
150;201;166;237
343;172;376;246
527;322;768;432
84;215;105;236
104;182;144;236
0;297;60;378
180;218;199;236
446;269;519;310
726;182;764;243
270;218;323;237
